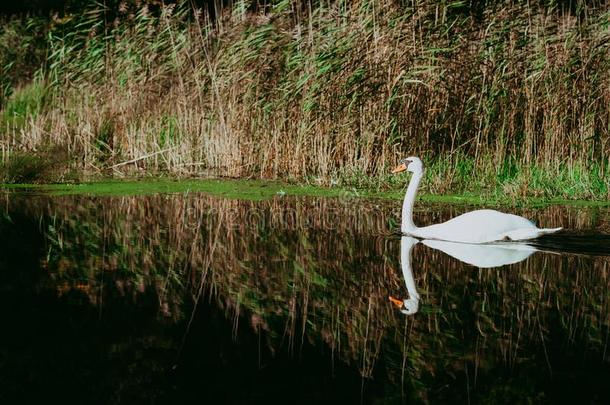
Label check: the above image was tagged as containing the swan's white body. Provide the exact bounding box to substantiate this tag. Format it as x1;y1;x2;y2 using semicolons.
395;157;561;243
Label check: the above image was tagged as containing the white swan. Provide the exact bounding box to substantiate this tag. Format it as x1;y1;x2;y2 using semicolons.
392;157;562;243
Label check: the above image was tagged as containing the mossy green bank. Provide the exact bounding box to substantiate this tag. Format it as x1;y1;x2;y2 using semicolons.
3;178;609;208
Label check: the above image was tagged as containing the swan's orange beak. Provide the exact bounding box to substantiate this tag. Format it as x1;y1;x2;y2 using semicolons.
392;163;407;173
389;296;403;308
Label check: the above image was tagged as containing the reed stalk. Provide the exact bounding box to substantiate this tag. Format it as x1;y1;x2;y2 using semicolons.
0;0;608;198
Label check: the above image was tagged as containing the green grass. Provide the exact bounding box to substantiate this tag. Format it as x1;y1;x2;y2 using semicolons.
0;80;46;131
2;178;382;200
333;155;610;203
2;177;609;207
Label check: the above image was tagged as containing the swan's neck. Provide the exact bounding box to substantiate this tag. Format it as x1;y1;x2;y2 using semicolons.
401;170;422;233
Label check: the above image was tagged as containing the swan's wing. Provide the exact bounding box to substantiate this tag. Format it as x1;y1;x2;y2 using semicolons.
416;209;538;243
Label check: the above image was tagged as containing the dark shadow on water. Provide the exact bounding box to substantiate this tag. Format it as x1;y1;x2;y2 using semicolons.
169;301;383;404
529;231;610;256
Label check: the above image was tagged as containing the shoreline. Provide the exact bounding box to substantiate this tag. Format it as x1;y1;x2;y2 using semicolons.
2;178;609;207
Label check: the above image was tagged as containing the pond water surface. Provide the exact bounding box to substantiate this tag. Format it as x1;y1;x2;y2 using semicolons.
1;191;609;403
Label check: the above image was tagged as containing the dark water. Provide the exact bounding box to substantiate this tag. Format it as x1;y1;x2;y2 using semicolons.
1;192;609;404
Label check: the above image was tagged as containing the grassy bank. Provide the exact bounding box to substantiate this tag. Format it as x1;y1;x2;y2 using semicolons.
3;177;610;208
1;1;609;200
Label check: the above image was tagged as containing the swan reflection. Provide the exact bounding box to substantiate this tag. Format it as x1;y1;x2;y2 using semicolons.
389;237;421;315
422;239;538;268
390;237;539;316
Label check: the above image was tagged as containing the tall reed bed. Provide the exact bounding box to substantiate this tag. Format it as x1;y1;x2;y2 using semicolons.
0;0;609;198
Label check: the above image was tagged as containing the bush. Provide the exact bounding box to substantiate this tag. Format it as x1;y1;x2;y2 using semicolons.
0;147;71;183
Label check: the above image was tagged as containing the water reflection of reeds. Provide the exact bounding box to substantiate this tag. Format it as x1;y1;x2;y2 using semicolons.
2;193;609;399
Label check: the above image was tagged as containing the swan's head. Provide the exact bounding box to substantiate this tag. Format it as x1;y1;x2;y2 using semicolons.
392;156;423;174
389;295;419;316
401;298;419;315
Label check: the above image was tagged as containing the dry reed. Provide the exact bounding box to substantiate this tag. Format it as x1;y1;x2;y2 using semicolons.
0;0;609;197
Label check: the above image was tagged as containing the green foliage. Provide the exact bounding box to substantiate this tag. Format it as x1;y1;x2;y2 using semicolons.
0;152;47;183
0;147;71;184
0;16;48;107
0;80;47;131
158;115;179;147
